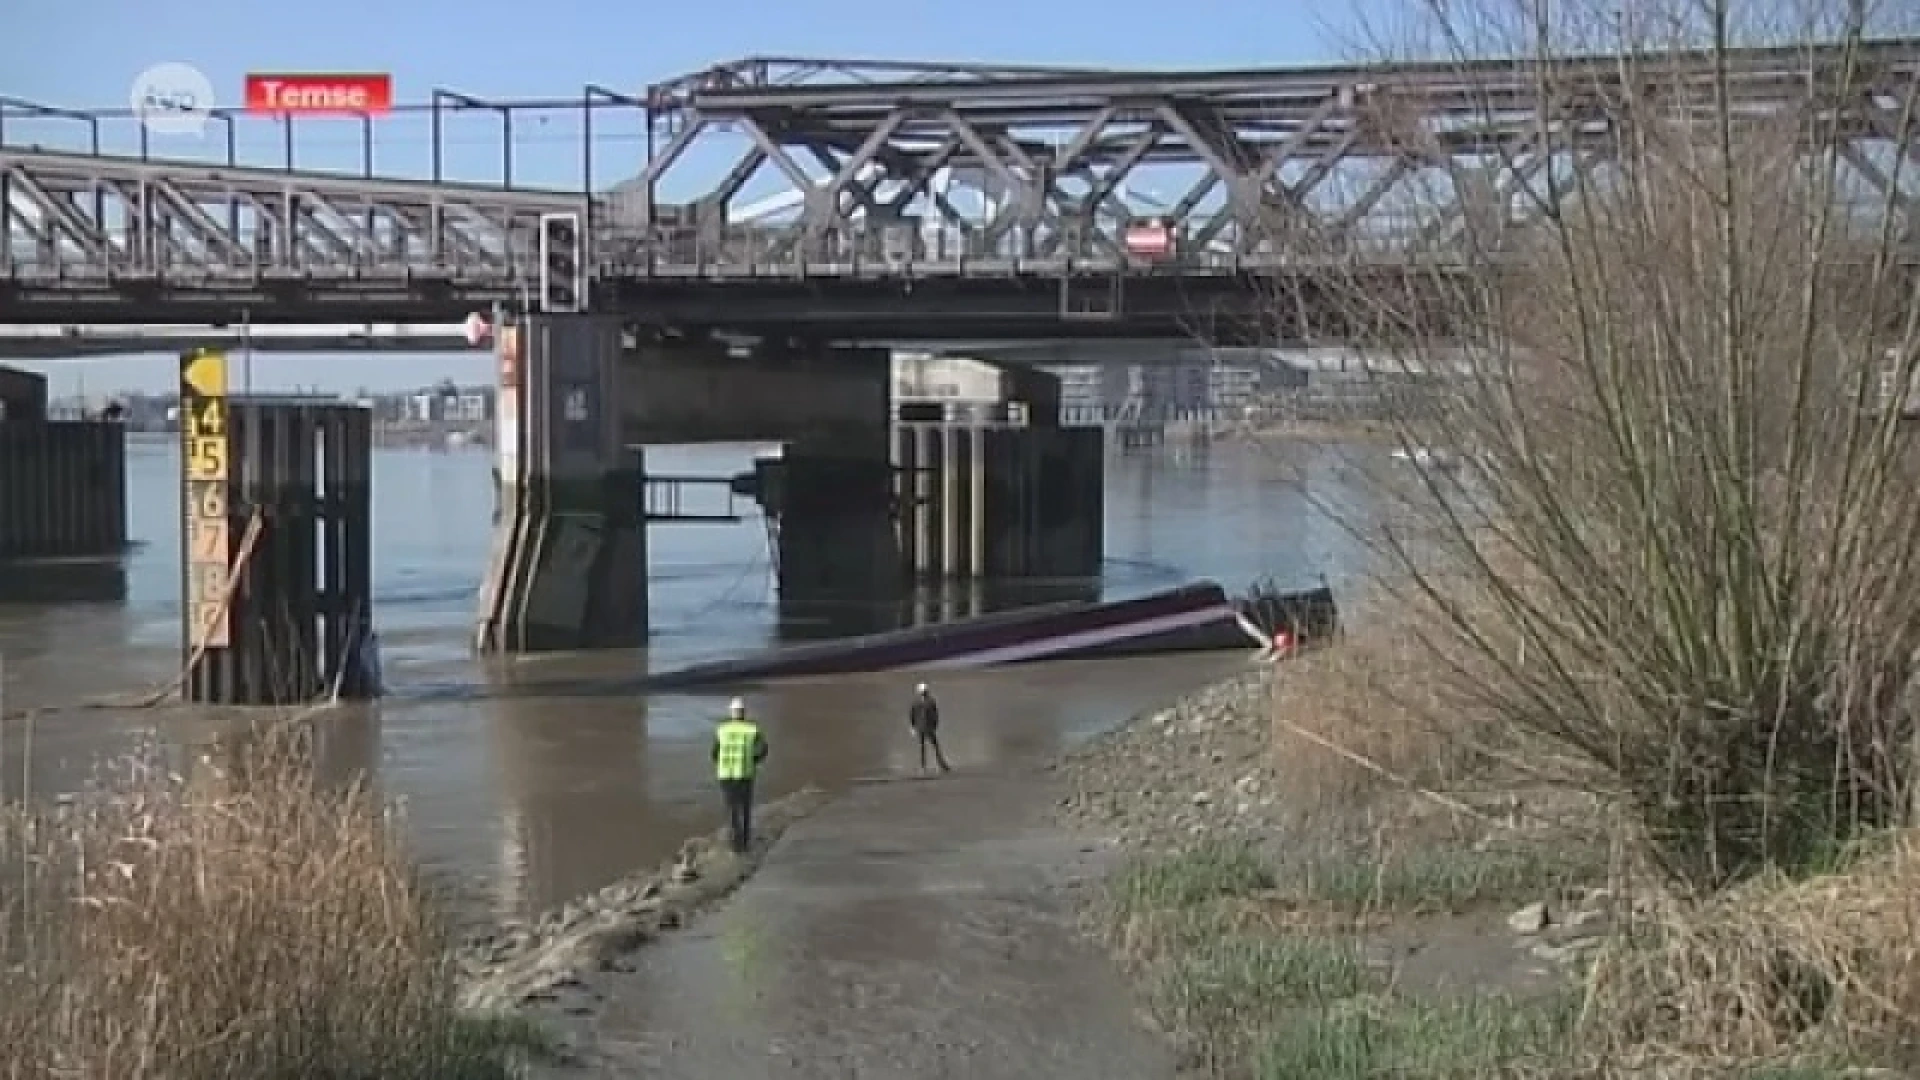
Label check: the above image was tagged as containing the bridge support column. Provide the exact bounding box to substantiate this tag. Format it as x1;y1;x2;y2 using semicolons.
657;338;897;637
771;434;902;636
894;423;1104;581
475;314;646;654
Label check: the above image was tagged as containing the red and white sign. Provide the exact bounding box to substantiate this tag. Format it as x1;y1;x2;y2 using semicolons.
245;73;393;115
1124;220;1174;260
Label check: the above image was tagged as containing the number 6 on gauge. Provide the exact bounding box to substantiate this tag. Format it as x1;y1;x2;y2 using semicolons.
194;482;227;520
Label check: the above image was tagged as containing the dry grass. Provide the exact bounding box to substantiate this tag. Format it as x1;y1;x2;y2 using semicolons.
1580;829;1920;1076
1264;577;1920;1072
0;721;545;1080
1268;580;1560;824
1264;593;1920;1074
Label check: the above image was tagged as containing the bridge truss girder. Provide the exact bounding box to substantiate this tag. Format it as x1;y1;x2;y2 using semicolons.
0;149;586;289
0;40;1914;328
614;39;1920;274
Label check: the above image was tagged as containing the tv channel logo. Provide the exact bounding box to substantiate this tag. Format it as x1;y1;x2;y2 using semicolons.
130;62;215;137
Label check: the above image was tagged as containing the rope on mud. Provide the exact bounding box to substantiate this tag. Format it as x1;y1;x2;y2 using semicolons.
1270;712;1498;825
2;509;279;722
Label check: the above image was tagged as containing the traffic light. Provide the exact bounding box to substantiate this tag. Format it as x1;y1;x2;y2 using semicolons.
538;212;584;313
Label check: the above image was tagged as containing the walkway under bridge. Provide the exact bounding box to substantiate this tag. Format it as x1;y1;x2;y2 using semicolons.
1;41;1915;333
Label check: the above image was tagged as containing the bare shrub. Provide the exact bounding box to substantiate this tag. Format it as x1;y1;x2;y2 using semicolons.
1310;0;1920;890
0;721;536;1080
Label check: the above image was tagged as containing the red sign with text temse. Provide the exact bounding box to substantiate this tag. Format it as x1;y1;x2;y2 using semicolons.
244;73;393;114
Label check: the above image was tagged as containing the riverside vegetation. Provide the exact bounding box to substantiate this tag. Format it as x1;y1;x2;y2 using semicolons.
0;717;827;1080
1059;3;1920;1076
1065;594;1920;1077
0;723;552;1080
6;6;1915;1079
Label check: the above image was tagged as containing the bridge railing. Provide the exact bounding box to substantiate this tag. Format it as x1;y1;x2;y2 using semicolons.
0;227;547;282
591;218;1444;278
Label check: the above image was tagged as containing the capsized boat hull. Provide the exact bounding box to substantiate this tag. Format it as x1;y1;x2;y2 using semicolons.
644;581;1270;689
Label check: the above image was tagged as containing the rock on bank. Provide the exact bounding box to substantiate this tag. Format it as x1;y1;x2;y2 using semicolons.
1052;667;1290;850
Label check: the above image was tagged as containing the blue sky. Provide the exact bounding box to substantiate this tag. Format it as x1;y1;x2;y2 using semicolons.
2;0;1380;192
0;0;1388;396
4;0;1364;106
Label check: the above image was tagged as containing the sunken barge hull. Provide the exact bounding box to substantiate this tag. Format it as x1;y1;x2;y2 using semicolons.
646;582;1277;690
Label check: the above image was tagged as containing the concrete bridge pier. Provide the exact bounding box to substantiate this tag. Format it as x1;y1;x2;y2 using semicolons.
891;359;1105;584
631;337;898;636
770;431;903;635
475;315;647;653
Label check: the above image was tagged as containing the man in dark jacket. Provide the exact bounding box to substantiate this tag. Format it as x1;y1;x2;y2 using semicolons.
908;682;951;774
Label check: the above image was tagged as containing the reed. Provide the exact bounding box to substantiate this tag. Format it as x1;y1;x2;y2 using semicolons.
0;719;543;1080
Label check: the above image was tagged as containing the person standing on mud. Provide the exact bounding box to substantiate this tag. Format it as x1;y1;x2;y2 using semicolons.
909;683;952;774
712;698;769;853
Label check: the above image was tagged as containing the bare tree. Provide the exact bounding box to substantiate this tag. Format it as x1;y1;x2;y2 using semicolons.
1284;0;1920;889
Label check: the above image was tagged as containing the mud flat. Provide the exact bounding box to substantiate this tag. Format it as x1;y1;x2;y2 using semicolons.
456;788;830;1022
519;770;1173;1080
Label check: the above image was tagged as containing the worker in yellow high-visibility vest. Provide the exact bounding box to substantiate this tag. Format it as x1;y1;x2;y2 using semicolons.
712;697;770;853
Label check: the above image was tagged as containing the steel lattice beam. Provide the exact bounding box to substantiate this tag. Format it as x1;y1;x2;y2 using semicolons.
644;56;1129;106
0;149;584;279
1;40;1916;327
613;38;1920;276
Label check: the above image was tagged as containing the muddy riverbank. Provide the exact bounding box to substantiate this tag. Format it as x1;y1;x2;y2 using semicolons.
516;768;1169;1079
455;788;832;1020
458;658;1606;1079
441;666;1257;1077
467;667;1341;1078
1054;659;1612;1077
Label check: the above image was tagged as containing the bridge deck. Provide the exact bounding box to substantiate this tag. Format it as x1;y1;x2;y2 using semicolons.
2;39;1914;329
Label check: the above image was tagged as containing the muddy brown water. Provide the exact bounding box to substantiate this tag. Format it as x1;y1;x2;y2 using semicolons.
0;436;1375;926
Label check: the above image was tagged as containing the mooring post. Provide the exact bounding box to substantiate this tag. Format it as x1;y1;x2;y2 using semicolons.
474;313;646;653
178;349;377;706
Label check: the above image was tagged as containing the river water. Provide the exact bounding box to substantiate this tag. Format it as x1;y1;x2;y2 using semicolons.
0;435;1372;924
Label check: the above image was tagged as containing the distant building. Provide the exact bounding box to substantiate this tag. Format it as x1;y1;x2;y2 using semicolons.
1042;356;1269;421
891;353;1057;425
403;388;490;424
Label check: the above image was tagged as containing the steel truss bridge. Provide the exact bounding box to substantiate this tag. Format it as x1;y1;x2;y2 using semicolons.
1;42;1916;336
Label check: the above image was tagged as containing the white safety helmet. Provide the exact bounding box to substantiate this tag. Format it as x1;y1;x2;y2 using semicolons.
915;682;929;694
728;697;746;716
